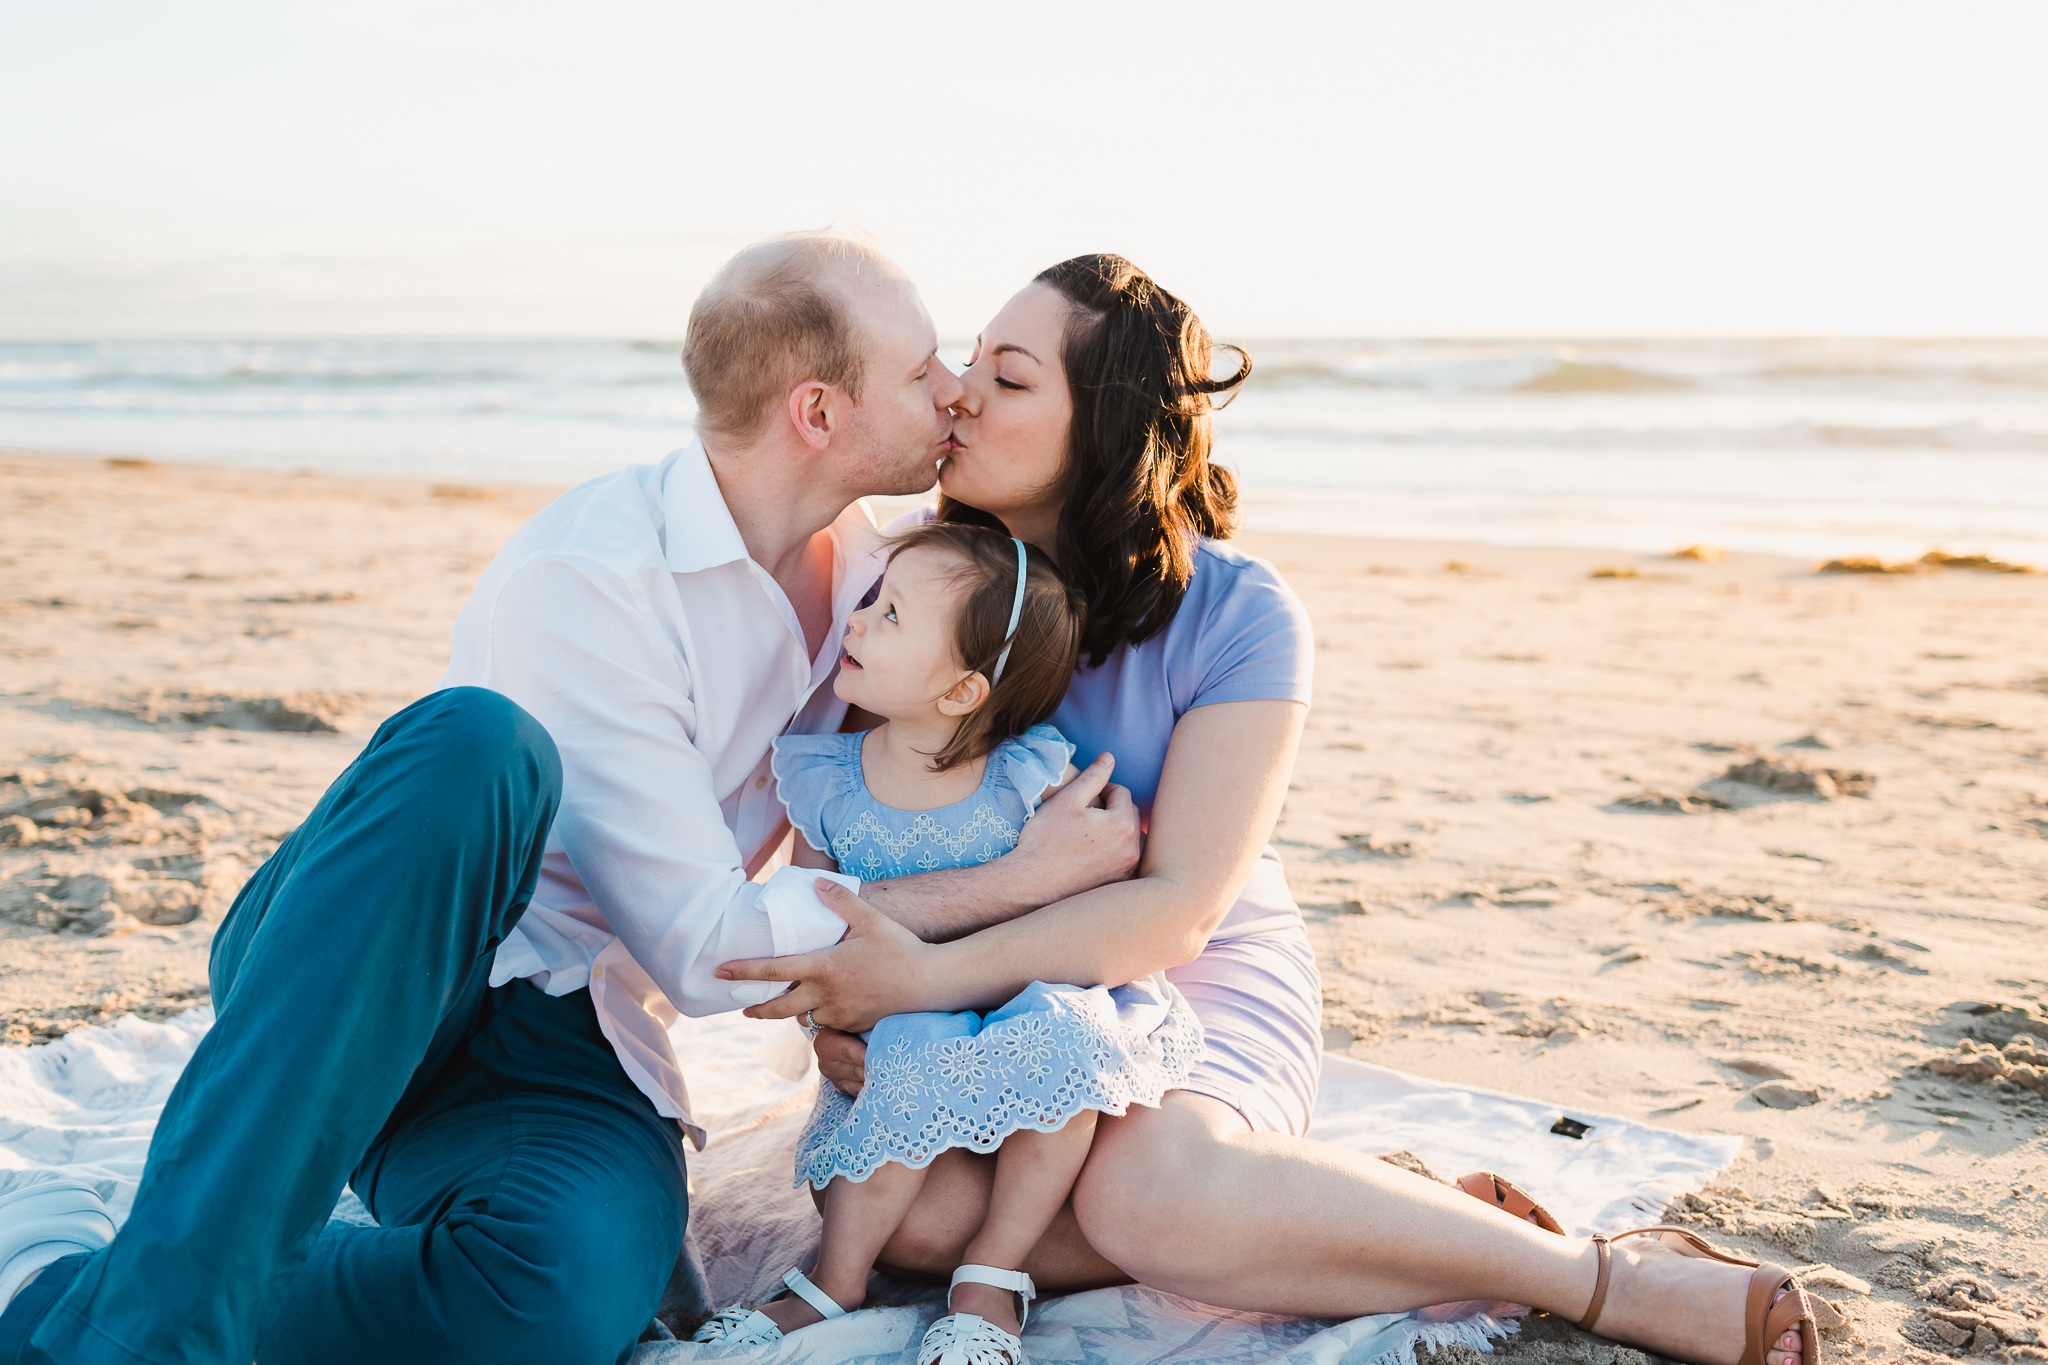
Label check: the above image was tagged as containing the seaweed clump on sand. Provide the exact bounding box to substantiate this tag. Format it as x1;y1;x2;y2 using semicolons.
1817;550;2039;575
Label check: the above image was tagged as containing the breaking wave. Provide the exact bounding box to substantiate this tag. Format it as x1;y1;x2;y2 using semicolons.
1238;338;2048;395
1246;355;1691;394
5;336;2048;564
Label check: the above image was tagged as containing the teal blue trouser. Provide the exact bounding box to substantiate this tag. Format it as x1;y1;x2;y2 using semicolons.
12;688;690;1365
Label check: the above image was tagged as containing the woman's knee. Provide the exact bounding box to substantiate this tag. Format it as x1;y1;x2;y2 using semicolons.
1071;1108;1227;1277
876;1152;990;1280
878;1212;965;1281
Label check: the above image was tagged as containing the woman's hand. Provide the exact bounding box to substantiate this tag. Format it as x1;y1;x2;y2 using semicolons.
813;1028;867;1097
888;700;1307;1003
717;880;952;1032
1009;753;1141;896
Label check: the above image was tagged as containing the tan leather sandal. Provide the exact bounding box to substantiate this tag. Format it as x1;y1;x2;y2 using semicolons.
1456;1171;1565;1235
1576;1226;1821;1365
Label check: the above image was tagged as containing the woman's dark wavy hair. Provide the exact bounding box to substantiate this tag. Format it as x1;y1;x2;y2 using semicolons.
939;254;1250;667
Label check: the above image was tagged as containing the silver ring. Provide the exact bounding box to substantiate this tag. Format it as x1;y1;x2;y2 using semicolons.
801;1009;820;1039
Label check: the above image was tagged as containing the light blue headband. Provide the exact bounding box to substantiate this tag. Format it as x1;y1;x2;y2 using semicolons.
990;538;1028;685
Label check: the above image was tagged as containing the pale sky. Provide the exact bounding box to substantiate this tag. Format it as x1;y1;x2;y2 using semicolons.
4;0;2046;339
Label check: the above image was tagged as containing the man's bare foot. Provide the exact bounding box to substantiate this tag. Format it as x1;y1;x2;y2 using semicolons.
947;1280;1024;1335
1587;1238;1807;1365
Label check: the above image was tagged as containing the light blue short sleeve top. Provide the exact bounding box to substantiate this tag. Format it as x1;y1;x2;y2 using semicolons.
871;519;1313;817
770;723;1075;881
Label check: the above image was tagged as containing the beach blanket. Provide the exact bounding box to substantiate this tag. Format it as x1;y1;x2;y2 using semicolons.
0;1008;1740;1365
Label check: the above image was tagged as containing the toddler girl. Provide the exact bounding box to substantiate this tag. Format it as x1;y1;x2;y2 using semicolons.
692;523;1202;1365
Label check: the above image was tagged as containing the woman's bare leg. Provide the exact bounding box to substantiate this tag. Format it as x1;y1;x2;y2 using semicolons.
947;1113;1098;1334
888;1096;1800;1365
760;1161;932;1332
1070;1095;1804;1365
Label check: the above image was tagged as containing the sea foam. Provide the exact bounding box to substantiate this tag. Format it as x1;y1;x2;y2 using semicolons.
4;336;2047;560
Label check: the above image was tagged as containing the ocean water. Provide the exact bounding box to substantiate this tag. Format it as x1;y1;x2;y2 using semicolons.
4;336;2046;560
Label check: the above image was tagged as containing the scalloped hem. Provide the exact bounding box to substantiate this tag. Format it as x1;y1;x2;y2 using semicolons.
793;1084;1183;1191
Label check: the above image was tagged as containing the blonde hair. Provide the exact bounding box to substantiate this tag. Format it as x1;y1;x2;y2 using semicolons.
682;229;892;441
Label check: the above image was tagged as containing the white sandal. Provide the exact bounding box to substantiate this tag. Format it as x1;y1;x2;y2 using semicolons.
917;1264;1036;1365
690;1266;846;1346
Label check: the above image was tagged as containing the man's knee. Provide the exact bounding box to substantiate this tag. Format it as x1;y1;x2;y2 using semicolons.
413;688;559;783
378;688;562;817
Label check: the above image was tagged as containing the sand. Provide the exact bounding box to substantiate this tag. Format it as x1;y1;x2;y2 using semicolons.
3;451;2044;1362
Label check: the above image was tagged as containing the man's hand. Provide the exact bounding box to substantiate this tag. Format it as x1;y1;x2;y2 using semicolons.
813;1028;867;1097
1009;753;1140;901
717;881;948;1032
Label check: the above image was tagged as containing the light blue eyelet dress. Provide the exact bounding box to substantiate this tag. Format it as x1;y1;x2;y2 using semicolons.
770;723;1205;1189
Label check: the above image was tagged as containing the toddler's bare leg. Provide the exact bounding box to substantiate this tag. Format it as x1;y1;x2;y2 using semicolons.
761;1161;932;1333
948;1112;1099;1334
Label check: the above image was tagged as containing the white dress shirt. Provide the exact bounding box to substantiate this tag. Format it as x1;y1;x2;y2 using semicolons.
440;441;883;1144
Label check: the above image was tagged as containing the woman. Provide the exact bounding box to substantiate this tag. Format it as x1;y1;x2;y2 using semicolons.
724;255;1815;1365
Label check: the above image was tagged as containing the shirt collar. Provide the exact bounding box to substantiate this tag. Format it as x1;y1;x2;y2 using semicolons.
660;436;893;592
660;437;891;695
660;439;751;575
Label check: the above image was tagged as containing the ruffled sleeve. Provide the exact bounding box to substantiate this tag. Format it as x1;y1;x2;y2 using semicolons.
771;731;864;856
995;723;1077;817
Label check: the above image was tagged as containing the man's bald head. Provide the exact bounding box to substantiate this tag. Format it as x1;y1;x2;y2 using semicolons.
682;231;909;443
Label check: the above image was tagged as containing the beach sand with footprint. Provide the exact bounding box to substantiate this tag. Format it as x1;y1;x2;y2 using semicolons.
3;452;2045;1362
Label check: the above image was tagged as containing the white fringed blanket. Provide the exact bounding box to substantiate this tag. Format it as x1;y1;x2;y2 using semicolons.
0;1008;1739;1365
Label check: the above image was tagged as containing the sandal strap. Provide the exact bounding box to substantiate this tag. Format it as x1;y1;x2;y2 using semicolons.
783;1266;847;1321
1771;1279;1819;1365
1575;1233;1819;1365
949;1264;1036;1330
1742;1264;1815;1365
919;1312;1025;1365
1577;1235;1612;1333
692;1307;783;1345
1456;1171;1565;1236
1608;1226;1757;1268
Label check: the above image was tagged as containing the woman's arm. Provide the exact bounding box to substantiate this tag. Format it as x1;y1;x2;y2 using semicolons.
852;753;1139;940
721;699;1306;1029
835;695;1139;939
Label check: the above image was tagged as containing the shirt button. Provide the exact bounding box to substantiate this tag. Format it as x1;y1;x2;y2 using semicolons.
755;776;768;790
591;965;604;980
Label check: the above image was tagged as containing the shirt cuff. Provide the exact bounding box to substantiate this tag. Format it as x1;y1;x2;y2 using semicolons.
728;866;860;1005
487;926;549;989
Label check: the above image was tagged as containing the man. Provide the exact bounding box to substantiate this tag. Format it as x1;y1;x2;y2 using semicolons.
0;233;1137;1365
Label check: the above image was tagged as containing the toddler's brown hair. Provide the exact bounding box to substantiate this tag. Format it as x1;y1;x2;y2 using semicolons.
886;523;1084;772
